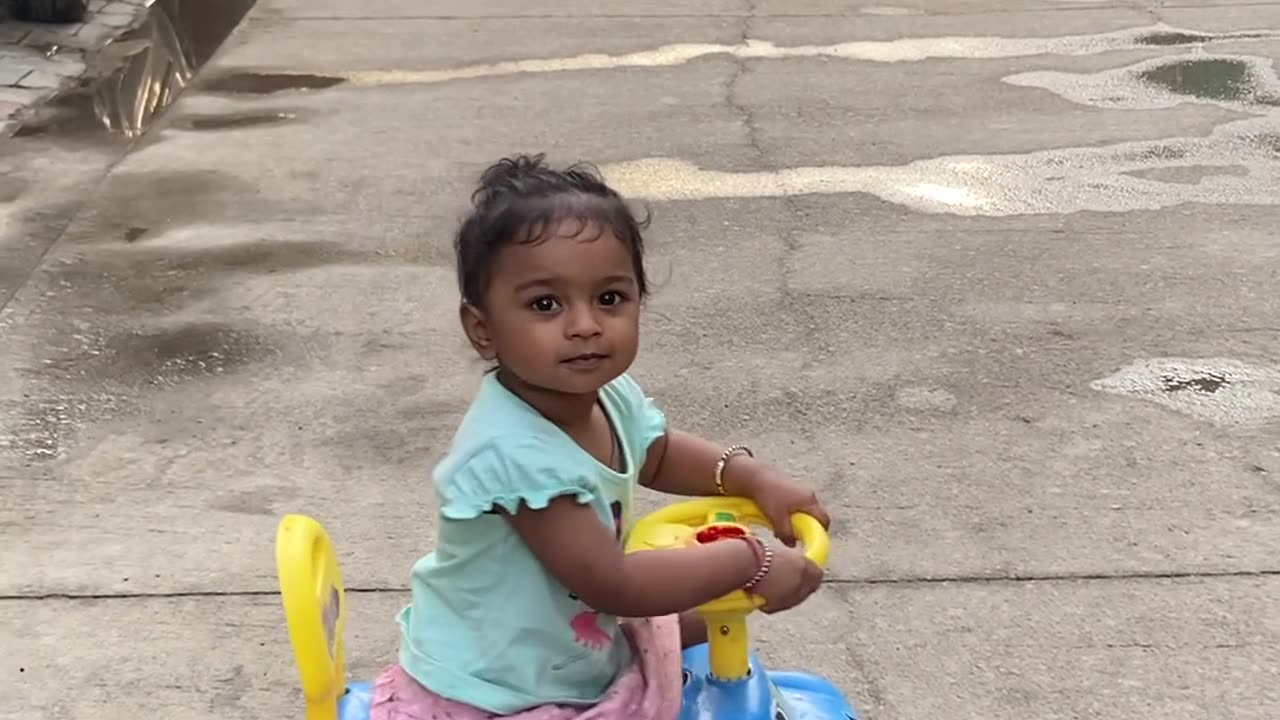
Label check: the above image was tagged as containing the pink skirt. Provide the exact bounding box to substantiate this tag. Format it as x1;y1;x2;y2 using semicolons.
370;615;684;720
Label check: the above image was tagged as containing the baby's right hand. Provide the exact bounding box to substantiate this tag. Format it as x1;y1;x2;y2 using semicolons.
748;539;823;614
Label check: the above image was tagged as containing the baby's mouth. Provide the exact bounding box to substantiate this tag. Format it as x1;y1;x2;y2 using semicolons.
562;353;609;366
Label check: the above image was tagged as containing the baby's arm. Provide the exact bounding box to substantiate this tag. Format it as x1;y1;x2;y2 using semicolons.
639;430;767;498
639;430;831;547
502;496;762;618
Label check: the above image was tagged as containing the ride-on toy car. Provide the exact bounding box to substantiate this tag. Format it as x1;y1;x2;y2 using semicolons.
275;497;859;720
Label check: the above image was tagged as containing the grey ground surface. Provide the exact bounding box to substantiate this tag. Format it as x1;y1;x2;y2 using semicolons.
2;1;1279;718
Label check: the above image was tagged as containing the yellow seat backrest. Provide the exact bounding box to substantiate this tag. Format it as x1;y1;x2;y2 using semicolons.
275;514;348;720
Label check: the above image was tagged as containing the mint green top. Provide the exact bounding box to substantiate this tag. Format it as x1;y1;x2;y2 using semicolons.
395;372;667;714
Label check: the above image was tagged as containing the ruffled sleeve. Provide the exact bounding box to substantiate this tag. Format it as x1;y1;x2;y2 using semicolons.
434;438;598;520
606;373;668;453
634;391;667;452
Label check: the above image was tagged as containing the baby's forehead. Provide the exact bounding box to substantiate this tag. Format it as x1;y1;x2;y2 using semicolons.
491;229;637;288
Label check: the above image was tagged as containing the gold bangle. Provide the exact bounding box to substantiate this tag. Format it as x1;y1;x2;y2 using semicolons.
714;444;754;496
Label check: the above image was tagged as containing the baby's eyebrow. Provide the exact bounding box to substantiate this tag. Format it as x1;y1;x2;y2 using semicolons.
599;274;637;286
512;276;558;293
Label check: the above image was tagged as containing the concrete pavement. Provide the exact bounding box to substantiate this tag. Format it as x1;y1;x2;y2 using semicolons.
2;1;1278;718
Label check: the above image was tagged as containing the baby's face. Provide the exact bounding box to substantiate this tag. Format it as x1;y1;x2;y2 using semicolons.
473;219;642;396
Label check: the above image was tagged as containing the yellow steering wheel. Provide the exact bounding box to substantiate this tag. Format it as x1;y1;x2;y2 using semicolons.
624;496;829;680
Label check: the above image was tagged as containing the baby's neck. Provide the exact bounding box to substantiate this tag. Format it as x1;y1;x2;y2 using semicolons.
496;369;598;429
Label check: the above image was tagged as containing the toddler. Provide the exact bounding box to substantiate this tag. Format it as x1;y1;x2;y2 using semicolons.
372;154;830;720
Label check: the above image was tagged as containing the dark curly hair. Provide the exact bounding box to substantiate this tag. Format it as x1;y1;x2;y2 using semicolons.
454;153;650;307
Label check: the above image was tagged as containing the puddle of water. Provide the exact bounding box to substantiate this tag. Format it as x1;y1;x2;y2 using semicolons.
1141;58;1262;103
1005;53;1280;112
1162;372;1229;394
174;111;298;130
1135;31;1214;47
197;73;344;94
1091;358;1280;426
13;0;257;139
312;24;1279;89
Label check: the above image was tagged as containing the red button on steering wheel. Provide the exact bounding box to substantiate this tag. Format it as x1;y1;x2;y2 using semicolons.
694;523;748;544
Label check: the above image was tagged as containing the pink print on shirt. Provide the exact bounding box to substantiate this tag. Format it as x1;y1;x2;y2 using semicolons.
570;609;613;650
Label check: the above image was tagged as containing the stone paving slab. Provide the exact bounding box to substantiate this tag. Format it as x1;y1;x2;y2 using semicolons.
0;0;148;133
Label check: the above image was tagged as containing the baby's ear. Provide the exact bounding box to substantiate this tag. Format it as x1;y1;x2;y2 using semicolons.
459;302;496;360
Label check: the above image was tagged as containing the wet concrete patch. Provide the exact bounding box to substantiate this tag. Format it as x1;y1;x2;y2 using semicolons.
1123;165;1249;184
94;322;276;385
65;168;289;242
0;176;24;204
0;392;136;463
2;320;277;463
1004;53;1280;111
605;42;1280;216
171;110;298;131
208;484;299;516
1135;31;1215;46
196;72;344;95
1141;58;1279;105
42;238;380;315
11;0;258;139
1091;358;1280;426
600;111;1280;215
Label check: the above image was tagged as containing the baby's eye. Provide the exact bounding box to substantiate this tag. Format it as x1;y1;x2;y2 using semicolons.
599;290;625;307
530;296;560;313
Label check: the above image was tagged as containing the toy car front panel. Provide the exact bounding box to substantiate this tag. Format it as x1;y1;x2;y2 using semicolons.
772;671;859;720
338;681;373;720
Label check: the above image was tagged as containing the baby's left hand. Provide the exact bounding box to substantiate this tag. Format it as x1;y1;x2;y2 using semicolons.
741;468;831;547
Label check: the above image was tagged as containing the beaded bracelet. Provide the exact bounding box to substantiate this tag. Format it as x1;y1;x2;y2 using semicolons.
714;444;754;496
739;535;773;591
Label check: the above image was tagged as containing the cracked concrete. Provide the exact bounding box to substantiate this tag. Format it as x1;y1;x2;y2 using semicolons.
1;0;1279;719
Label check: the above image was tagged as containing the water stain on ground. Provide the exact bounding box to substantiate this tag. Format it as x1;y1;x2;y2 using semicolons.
605;46;1280;215
171;111;298;131
0;392;136;463
1140;58;1278;105
208;484;298;516
96;322;275;385
1124;165;1249;185
1162;371;1230;394
1092;358;1280;426
70;168;265;241
1133;30;1274;46
43;239;377;315
196;72;345;95
0;176;24;204
285;23;1279;89
1135;31;1215;46
599;111;1280;215
11;0;258;140
1006;52;1280;112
